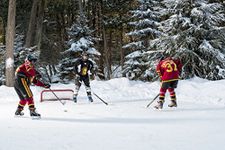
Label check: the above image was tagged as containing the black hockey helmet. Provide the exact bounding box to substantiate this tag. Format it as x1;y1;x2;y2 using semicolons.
25;54;37;62
81;51;89;61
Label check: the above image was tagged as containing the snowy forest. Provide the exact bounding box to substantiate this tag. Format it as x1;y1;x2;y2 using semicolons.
0;0;225;86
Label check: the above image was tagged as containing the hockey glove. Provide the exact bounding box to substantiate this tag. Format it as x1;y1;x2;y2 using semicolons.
35;71;42;79
159;78;162;82
44;83;51;89
90;74;95;80
75;74;81;80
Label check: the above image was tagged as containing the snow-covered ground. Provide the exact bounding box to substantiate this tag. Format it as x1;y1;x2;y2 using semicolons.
0;77;225;150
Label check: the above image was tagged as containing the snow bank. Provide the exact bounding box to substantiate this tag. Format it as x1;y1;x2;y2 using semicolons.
1;77;225;106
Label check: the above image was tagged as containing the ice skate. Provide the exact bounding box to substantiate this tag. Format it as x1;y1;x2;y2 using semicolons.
73;95;77;103
154;101;163;110
30;109;41;119
15;108;24;116
88;96;93;102
168;100;177;107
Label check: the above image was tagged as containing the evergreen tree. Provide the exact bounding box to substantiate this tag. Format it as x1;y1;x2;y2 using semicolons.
152;0;225;80
123;0;164;81
124;0;225;81
58;15;100;83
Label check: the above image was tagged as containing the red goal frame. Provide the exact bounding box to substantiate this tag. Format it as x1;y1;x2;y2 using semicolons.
40;89;74;102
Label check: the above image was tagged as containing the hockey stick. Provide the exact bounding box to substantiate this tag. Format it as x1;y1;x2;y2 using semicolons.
35;70;67;111
48;88;66;105
146;93;159;108
80;77;108;105
93;92;108;105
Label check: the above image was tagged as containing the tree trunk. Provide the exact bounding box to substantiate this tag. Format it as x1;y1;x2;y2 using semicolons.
35;0;45;51
119;29;124;66
103;25;111;80
82;0;85;10
52;65;57;75
5;0;16;87
60;12;66;44
78;0;85;25
119;27;125;77
48;65;53;76
108;30;112;77
2;18;6;45
25;0;38;48
97;1;105;79
0;17;3;45
44;66;51;83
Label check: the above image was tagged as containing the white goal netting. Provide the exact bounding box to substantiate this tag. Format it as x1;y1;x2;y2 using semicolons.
40;89;74;102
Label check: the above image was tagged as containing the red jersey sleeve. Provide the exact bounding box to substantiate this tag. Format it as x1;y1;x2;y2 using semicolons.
32;78;45;87
156;61;163;78
174;59;183;75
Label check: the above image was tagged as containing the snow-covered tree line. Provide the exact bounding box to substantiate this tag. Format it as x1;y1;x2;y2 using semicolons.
1;0;225;85
123;0;225;81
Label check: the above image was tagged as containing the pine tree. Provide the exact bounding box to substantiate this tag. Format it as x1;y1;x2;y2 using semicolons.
151;0;225;80
58;8;100;82
124;0;225;81
123;0;164;81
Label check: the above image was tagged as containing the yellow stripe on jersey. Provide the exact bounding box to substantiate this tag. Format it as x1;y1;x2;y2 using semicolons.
162;78;179;83
19;103;25;107
27;67;32;72
170;94;176;97
30;76;35;83
28;104;34;107
21;78;32;97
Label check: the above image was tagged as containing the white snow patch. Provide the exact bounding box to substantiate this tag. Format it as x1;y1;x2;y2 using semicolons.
6;57;14;69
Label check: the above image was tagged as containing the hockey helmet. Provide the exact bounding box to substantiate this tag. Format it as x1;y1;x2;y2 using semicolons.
81;51;89;61
25;54;37;62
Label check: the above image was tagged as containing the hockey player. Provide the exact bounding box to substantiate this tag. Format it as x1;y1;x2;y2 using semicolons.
73;51;95;103
154;56;182;109
14;55;50;117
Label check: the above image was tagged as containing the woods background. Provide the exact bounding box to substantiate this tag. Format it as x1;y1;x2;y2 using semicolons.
0;0;225;86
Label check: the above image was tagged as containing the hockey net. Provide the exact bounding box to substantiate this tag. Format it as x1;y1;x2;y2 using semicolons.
40;89;74;102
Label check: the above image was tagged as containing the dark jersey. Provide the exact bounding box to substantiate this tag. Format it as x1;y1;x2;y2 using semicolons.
74;59;94;77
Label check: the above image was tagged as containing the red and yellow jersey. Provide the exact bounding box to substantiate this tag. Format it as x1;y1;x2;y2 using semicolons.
15;60;44;86
156;58;182;82
16;60;36;77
